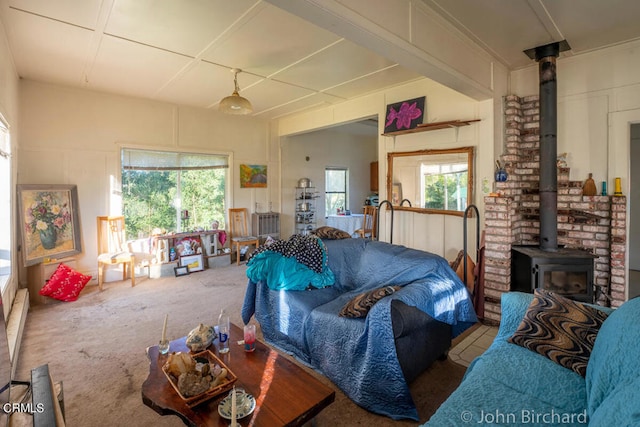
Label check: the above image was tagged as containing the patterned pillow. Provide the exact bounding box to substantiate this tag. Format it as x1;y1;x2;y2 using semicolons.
39;263;92;302
310;226;351;240
508;289;609;377
339;286;401;318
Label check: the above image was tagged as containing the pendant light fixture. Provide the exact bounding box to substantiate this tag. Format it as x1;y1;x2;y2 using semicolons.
219;68;253;115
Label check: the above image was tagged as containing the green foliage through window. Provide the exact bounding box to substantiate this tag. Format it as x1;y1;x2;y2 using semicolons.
121;149;228;240
424;171;468;211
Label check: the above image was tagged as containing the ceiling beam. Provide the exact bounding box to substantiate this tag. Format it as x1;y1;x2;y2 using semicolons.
265;0;497;101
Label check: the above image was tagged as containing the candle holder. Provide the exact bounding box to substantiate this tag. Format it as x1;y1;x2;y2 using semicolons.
160;314;170;354
159;339;170;355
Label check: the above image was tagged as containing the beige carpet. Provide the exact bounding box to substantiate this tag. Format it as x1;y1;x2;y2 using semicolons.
14;264;466;426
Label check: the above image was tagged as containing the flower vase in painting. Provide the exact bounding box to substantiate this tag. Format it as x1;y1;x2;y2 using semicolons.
38;225;57;249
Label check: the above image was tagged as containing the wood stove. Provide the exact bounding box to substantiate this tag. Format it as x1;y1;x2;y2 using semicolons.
511;245;596;303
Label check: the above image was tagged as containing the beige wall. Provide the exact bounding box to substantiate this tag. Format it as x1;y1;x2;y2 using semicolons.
17;80;272;279
510;39;640;189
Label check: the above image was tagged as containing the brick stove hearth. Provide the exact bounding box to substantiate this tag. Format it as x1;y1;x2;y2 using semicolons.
480;94;627;323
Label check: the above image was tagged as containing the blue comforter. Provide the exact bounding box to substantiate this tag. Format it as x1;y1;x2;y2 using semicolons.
242;238;477;420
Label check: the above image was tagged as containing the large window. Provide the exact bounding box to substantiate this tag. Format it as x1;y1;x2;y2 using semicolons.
0;119;10;291
325;168;348;215
121;149;228;240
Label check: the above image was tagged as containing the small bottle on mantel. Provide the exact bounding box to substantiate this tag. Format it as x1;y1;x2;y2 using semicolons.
582;173;597;196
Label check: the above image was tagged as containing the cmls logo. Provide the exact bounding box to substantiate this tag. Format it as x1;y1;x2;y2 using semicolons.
3;402;46;414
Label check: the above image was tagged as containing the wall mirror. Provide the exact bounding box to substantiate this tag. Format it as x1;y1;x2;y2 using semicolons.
386;146;474;216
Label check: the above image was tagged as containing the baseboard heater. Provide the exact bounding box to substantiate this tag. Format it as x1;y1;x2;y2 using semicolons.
31;364;65;426
9;364;65;426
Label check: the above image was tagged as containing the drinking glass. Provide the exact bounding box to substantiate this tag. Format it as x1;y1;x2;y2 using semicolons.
243;324;256;352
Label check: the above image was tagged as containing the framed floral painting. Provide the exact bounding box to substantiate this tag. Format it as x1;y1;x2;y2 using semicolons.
17;184;82;266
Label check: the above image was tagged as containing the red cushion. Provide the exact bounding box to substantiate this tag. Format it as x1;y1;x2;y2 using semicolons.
39;263;91;302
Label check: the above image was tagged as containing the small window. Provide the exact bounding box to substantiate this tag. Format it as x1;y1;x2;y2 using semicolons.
325;168;348;215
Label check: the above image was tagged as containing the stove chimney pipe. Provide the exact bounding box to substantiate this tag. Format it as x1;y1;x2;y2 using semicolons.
524;40;570;252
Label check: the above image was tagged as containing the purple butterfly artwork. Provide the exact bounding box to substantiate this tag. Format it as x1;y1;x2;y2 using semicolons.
384;97;425;133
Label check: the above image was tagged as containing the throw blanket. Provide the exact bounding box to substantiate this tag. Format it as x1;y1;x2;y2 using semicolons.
246;234;335;290
243;239;477;420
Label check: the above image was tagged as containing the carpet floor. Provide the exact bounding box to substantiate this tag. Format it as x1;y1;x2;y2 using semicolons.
14;264;467;426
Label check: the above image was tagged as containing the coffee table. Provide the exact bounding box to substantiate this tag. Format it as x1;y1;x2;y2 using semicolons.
142;323;335;426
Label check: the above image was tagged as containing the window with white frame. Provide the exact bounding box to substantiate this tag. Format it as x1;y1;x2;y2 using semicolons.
325;168;348;215
121;148;229;240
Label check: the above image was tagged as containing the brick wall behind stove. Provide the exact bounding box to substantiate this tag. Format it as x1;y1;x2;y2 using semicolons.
481;95;627;323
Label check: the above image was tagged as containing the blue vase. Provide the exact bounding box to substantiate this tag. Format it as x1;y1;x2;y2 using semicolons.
39;226;57;250
495;168;508;182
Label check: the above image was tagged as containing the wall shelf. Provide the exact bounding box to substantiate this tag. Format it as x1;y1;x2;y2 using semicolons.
382;119;480;136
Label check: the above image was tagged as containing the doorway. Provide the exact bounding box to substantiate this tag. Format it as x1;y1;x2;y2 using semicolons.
280;117;378;237
629;123;640;298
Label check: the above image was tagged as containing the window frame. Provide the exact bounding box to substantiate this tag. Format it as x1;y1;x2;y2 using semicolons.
0;116;12;294
325;167;349;216
119;146;233;238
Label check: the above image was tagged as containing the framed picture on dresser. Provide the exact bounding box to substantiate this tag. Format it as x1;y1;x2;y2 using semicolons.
180;254;204;273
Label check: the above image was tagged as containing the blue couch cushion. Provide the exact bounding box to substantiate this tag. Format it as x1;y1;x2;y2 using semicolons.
322;238;367;292
586;296;640;424
588;379;640;426
243;281;341;363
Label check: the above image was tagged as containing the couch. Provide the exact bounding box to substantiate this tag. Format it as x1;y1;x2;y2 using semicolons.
242;237;477;420
424;291;640;426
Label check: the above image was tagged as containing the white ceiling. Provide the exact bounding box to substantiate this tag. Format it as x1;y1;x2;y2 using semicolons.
424;0;640;69
1;0;640;121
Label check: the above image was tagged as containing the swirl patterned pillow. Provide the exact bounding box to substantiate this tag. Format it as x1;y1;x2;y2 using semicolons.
310;226;351;240
508;289;609;377
339;285;401;318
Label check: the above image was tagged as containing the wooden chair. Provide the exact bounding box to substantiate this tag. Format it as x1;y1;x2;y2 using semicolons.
97;216;152;290
355;205;377;239
228;208;260;265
